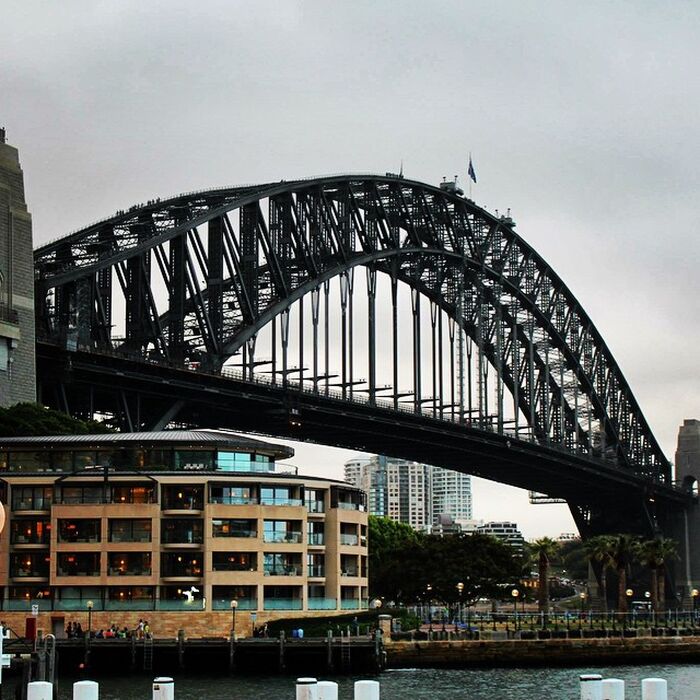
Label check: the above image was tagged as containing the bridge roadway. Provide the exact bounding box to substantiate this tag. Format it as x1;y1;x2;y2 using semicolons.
37;341;689;536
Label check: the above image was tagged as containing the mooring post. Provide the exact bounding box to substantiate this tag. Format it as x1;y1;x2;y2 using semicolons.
229;630;236;672
326;629;334;672
601;678;625;700
279;631;286;672
177;629;185;670
580;674;603;700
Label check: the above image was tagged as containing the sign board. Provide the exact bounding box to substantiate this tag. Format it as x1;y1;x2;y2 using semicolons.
31;604;39;616
250;612;257;622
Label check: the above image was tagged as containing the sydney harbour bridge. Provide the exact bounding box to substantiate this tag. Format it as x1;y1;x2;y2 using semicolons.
32;174;693;547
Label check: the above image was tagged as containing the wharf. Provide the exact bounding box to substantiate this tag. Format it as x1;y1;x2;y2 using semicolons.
4;635;384;676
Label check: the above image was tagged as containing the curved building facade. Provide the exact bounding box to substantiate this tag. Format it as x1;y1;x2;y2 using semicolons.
0;430;368;637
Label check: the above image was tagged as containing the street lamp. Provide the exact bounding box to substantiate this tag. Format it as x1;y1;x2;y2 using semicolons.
456;582;464;624
691;589;698;621
426;584;433;630
511;589;519;629
230;599;238;639
87;600;93;639
371;598;382;610
625;588;633;628
578;592;586;630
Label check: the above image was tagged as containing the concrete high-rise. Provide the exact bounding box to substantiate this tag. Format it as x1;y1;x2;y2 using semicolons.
344;455;472;533
0;129;35;407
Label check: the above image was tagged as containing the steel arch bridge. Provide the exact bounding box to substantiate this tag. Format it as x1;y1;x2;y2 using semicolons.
33;173;689;538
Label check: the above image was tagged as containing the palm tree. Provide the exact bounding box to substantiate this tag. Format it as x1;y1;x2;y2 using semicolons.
656;537;678;612
609;534;640;613
530;537;560;624
583;535;615;612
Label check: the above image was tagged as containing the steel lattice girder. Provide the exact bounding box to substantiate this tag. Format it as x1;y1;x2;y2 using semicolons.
34;174;671;484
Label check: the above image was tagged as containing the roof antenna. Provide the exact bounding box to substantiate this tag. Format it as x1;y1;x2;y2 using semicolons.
399;160;404;178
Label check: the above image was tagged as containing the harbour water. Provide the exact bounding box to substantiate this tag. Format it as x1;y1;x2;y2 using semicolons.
6;663;699;699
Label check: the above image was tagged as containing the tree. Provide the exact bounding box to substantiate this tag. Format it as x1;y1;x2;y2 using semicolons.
528;537;560;622
639;538;678;613
583;535;615;612
609;534;640;613
0;403;111;437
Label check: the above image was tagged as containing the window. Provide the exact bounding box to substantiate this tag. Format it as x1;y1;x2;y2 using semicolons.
111;484;156;504
212;552;256;572
58;519;101;543
162;485;203;510
307;553;325;577
108;552;152;576
307;521;324;545
12;486;52;511
0;339;8;372
263;520;302;543
161;519;203;544
212;519;256;538
10;552;50;578
109;519;152;543
260;486;301;506
174;450;215;471
209;484;256;505
59;485;102;504
161;553;203;577
57;553;101;577
10;520;50;545
263;553;302;576
305;488;325;513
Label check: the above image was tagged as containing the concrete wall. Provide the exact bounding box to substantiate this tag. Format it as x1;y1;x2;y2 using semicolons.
0;136;36;407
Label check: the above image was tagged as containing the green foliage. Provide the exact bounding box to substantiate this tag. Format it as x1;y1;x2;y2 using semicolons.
0;403;112;437
368;516;522;605
559;539;588;581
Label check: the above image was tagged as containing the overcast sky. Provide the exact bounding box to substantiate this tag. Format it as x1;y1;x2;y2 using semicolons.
2;1;698;538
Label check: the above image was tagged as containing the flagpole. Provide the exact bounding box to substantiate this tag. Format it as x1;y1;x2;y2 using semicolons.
468;151;473;200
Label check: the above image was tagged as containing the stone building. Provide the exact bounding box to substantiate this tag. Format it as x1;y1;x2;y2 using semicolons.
0;128;36;406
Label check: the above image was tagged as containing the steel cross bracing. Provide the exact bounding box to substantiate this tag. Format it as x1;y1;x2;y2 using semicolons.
34;174;670;487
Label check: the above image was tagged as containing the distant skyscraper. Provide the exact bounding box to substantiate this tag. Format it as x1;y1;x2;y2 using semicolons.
0;129;35;407
344;455;472;533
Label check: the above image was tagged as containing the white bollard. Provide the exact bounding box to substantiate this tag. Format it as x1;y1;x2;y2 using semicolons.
580;674;603;700
296;677;319;700
27;681;53;700
318;681;339;700
641;679;667;700
152;676;174;700
354;679;380;700
73;680;99;700
602;678;625;700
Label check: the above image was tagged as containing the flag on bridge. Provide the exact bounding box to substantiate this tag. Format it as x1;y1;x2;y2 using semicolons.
468;156;477;183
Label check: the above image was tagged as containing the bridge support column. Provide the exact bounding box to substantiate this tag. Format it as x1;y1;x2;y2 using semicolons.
673;419;700;595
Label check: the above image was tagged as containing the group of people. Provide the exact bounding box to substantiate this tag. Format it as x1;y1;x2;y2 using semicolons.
65;619;152;639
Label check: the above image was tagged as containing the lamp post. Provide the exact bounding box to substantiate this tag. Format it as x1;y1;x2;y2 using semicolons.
625;588;633;629
426;584;433;632
692;589;699;624
578;592;586;630
230;599;238;639
511;589;519;630
456;582;464;625
644;591;651;625
87;599;93;639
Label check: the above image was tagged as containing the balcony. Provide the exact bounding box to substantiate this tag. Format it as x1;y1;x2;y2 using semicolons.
341;599;362;610
264;566;301;577
259;498;303;507
212;598;257;611
307;533;325;546
263;532;302;544
308;598;337;610
340;534;359;546
307;566;325;578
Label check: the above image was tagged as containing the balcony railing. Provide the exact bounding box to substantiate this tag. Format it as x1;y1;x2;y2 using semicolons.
341;599;362;610
263;598;303;611
259;498;303;507
306;501;325;513
307;533;325;545
340;534;359;546
264;566;301;577
308;598;337;610
307;566;325;578
105;600;155;611
263;532;302;544
209;496;258;505
212;598;257;611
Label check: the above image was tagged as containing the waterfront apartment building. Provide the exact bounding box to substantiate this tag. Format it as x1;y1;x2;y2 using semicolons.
0;430;368;637
0;128;36;406
344;455;472;533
